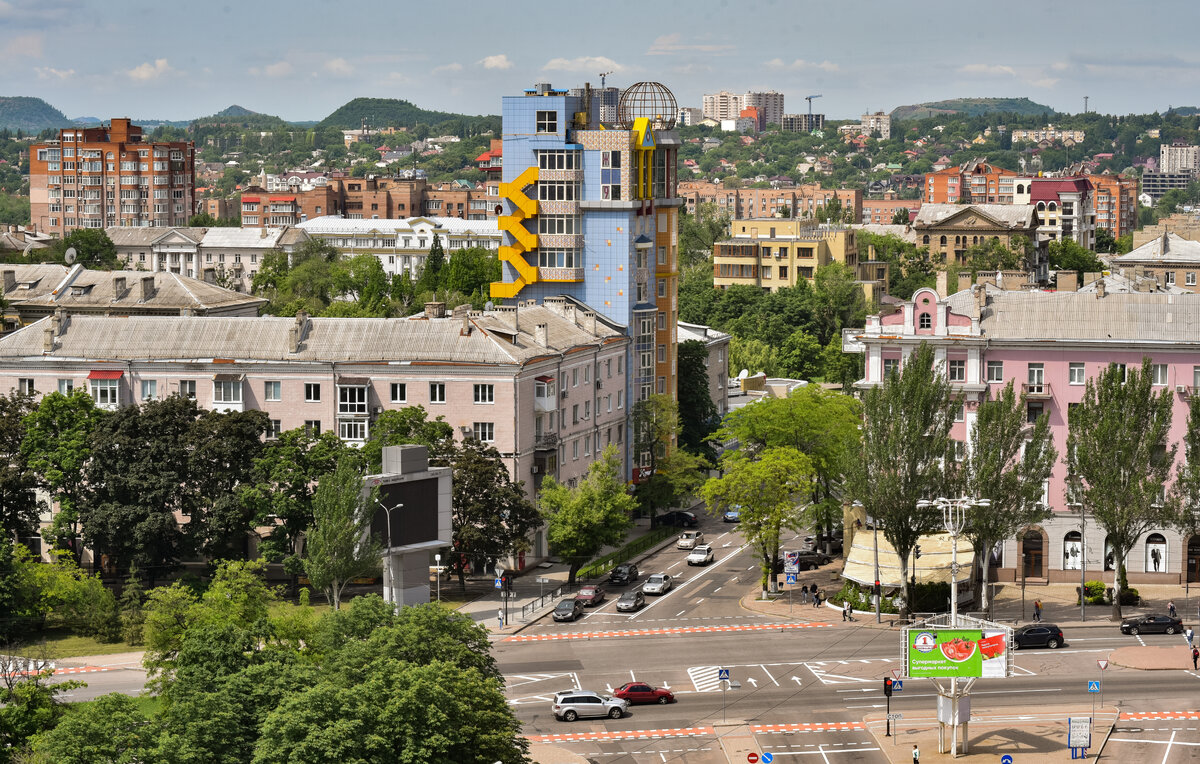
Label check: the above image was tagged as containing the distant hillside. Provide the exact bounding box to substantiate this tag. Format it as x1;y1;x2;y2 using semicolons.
891;98;1055;121
1170;106;1200;116
0;96;72;132
318;97;493;130
216;105;258;118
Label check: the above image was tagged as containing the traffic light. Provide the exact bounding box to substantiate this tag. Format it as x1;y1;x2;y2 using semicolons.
883;678;893;697
873;580;881;597
914;545;923;560
502;574;513;593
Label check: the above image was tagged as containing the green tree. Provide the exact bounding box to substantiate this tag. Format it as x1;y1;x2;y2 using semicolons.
1169;397;1200;584
891;208;910;225
729;336;780;377
21;390;106;557
118;566;147;646
1067;359;1175;619
0;391;39;543
1048;238;1104;274
676;340;719;458
48;228;118;269
631;394;682;517
331;253;391;315
543;445;636;583
446;438;540;591
846;343;957;617
361;406;455;472
678;202;730;267
958;382;1056;611
702;447;814;595
189;408;270;560
418;234;446;293
303;456;381;610
443;247;502;304
28;692;156;764
810;263;866;346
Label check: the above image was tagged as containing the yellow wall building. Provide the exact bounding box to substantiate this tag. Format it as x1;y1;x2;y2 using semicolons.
712;221;860;292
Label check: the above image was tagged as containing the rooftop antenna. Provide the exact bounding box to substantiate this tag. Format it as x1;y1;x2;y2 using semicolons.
599;71;613;89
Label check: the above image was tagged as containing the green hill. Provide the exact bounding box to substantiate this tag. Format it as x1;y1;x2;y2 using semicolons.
216;105;259;118
318;97;494;130
891;98;1055;121
0;96;72;132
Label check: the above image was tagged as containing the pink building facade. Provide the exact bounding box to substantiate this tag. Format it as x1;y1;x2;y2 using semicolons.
0;300;630;571
845;285;1200;586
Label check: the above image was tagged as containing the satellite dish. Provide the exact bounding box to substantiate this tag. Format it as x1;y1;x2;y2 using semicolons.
738;369;749;379
484;301;494;311
64;247;77;265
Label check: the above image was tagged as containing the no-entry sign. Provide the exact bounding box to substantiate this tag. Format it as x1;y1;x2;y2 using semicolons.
747;754;759;763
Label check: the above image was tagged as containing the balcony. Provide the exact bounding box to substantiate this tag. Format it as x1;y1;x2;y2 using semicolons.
1022;382;1053;399
534;393;556;413
534;433;559;450
540;267;584;282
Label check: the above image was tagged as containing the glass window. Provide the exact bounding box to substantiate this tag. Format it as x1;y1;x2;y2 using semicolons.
180;380;196;399
264;381;281;401
339;420;366;441
1069;363;1085;385
213;380;242;403
390;383;407;403
1151;364;1168;386
882;358;900;377
304;420;321;434
17;378;34;395
90;379;119;407
986;361;1003;383
919;312;932;329
305;383;321;402
948;360;966;382
1167;272;1176;286
474;383;494;403
57;379;74;395
338;386;367;415
267;419;281;439
536;110;557;134
473;422;494;442
1187;272;1197;286
429;382;446;403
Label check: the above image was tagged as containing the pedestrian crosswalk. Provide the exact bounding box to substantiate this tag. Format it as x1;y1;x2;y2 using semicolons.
804;658;895;685
507;621;831;643
688;665;724;692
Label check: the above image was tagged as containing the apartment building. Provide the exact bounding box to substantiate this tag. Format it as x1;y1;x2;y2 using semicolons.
1142;171;1195;202
702;90;784;128
703;91;744;121
781;113;825;133
1010;126;1086;145
712;221;860;292
1135;212;1200;247
1112;233;1200;292
861;199;921;225
1160;143;1200;175
923;160;1016;204
1087;174;1138;239
861;111;891;140
742;91;785;129
29;118;196;236
1029;178;1096;250
911;203;1037;265
296;216;500;279
0;300;630;567
678;179;862;222
845;285;1200;586
676;107;704;127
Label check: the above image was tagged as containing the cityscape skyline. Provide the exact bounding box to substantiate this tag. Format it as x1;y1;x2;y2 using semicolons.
4;0;1199;123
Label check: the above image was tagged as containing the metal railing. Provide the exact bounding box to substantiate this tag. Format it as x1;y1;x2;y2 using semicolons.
521;582;575;621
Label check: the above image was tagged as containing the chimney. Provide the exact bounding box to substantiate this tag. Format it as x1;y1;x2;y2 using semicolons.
935;270;948;298
423;301;446;319
460;312;471;336
1162;231;1169;253
289;310;310;352
957;272;972;293
43;320;55;353
112;274;127;297
534;322;548;347
972;283;988;316
2;269;14;292
1082;272;1099;286
582;310;597;334
976;271;997;288
1096;279;1107;299
1057;270;1079;292
140;275;156;301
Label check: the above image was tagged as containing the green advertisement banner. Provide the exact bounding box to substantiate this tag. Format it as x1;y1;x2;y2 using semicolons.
906;628;1007;678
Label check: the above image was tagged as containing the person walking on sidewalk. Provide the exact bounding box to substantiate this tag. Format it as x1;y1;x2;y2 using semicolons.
1033;599;1042;623
497;608;504;630
1187;627;1194;649
1169;600;1178;619
843;600;853;622
1192;646;1198;670
912;743;920;763
801;584;809;603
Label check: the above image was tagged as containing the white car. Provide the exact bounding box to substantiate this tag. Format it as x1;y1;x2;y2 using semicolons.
687;544;714;565
642;574;672;594
677;530;704;550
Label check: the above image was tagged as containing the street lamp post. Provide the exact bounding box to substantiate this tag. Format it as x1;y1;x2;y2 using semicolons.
434;553;442;603
853;500;881;623
1067;500;1085;622
377;500;403;609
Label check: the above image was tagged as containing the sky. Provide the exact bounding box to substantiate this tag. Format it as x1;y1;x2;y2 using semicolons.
4;0;1200;123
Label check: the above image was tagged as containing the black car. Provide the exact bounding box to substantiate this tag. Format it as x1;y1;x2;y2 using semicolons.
552;599;585;622
1120;614;1184;635
657;511;699;528
608;563;639;586
1013;623;1064;649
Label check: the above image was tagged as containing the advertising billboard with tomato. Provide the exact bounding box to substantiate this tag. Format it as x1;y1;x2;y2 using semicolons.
905;628;1008;678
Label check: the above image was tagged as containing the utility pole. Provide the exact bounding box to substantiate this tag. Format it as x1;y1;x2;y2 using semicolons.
1083;96;1089;114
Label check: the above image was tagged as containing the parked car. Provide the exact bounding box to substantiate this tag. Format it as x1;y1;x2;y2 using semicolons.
616;589;646;612
658;510;699;528
687;544;714;565
643;574;672;595
614;681;675;705
1013;623;1065;649
608;563;639;586
723;506;741;523
552;690;628;721
552;599;585;622
576;585;606;607
1120;614;1184;635
773;550;830;573
677;530;704;550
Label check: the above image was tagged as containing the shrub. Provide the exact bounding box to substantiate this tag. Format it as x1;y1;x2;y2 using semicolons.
828;580;900;614
1078;579;1106;606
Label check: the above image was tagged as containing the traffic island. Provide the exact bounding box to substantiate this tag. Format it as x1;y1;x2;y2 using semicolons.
1109;644;1196;670
862;706;1117;762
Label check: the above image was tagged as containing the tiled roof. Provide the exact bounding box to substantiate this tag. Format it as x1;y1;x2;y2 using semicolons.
297;216;499;236
1115;233;1200;265
106;227;209;247
912;203;1035;229
12;269;266;313
200;227;287;248
0;264;70;300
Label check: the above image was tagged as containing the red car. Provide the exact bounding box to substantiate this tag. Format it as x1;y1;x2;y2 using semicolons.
614;681;675;705
576;585;606;607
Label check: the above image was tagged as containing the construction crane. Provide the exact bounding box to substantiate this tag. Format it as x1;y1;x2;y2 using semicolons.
805;94;823;131
599;71;613;89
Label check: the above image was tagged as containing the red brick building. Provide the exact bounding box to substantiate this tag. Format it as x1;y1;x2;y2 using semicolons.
29;118;195;236
679;179;861;222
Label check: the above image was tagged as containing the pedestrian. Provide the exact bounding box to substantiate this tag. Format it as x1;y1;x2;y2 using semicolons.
497;608;504;630
801;584;809;603
1192;646;1198;670
1033;599;1042;623
1169;600;1177;619
1187;627;1194;648
843;600;853;622
912;743;920;763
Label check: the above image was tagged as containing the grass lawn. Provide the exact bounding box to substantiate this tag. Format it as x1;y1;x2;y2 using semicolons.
9;628;133;660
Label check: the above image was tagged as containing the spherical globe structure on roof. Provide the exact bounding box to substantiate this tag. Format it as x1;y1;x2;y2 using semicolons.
617;82;677;130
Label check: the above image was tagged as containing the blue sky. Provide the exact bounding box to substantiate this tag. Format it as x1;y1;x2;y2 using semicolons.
3;0;1198;122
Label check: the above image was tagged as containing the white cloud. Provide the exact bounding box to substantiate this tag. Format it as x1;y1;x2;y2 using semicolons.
126;58;173;82
478;54;512;70
764;58;839;73
542;55;623;73
647;33;733;55
958;63;1017;77
0;32;42;61
433;62;463;74
1028;77;1060;89
324;57;353;76
264;60;293;77
34;66;73;80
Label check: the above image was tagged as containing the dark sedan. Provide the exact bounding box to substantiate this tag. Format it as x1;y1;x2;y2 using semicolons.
1120;615;1184;635
552;599;584;622
657;511;699;528
608;563;639;586
616;590;645;612
1013;623;1064;649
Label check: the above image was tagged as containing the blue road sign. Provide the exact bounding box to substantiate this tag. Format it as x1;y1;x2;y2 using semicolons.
1001;756;1013;764
785;573;797;585
718;668;730;681
494;578;502;589
892;680;903;692
761;753;774;763
1087;680;1100;693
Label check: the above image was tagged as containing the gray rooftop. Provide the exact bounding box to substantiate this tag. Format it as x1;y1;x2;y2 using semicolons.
9;268;267;313
106;227;209;248
1114;232;1200;265
912;203;1035;229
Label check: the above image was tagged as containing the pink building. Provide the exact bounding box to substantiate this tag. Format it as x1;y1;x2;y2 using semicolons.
0;299;630;571
845;285;1200;586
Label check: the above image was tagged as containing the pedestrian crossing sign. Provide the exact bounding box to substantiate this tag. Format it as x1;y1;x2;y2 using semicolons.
718;668;730;681
785;573;797;585
1088;680;1100;693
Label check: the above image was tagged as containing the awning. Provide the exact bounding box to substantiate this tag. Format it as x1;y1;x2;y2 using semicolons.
337;377;370;386
87;370;123;380
241;196;260;203
212;373;245;382
535;375;555;383
841;530;974;589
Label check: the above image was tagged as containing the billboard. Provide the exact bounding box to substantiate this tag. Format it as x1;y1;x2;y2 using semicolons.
905;628;1007;678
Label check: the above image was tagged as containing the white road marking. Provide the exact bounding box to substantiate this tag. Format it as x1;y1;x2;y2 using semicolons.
760;664;779;686
713;587;723;593
676;610;687;616
631;543;749;619
1162;729;1177;764
747;677;758;687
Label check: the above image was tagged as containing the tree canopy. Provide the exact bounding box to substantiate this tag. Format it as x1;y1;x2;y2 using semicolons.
543;445;636;583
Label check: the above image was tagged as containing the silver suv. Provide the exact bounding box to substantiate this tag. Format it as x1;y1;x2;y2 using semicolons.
551;689;628;721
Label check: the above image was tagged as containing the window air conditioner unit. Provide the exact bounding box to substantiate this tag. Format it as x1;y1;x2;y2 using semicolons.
1177;385;1188;394
373;407;384;415
561;390;569;399
531;465;539;474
